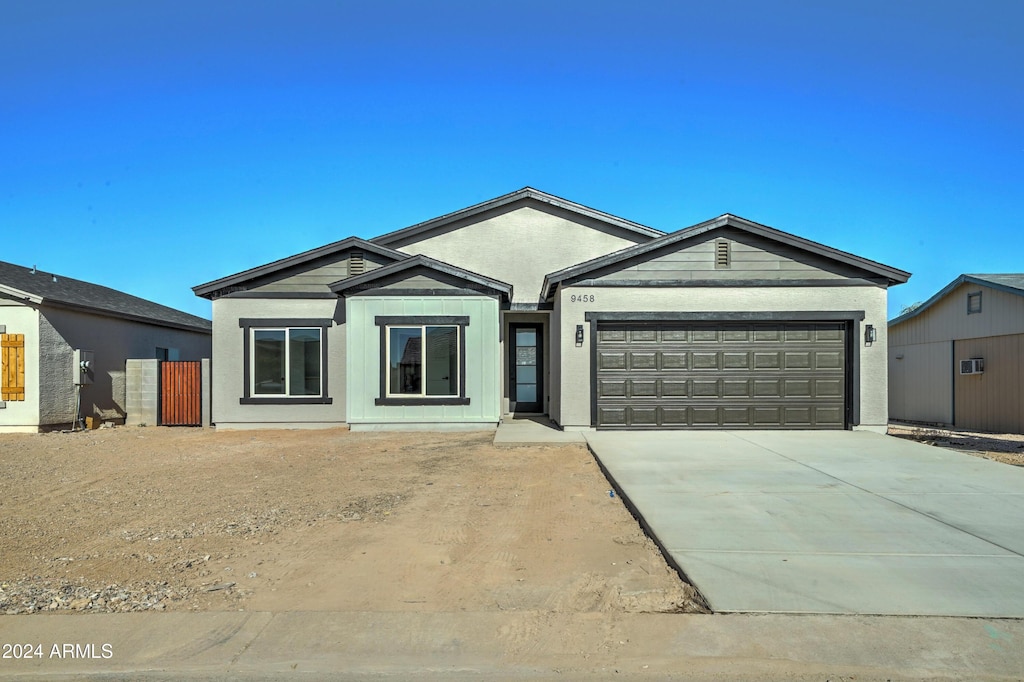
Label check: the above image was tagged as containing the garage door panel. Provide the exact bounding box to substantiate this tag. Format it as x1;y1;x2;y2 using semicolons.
629;352;658;370
598;406;627;425
595;322;847;430
692;380;720;397
661;406;689;426
598;351;627;370
662;380;689;397
723;352;750;369
691;407;720;425
692;352;719;369
662;351;688;369
722;407;750;426
629;406;659;426
629;380;658;397
815;351;843;369
598;379;627;397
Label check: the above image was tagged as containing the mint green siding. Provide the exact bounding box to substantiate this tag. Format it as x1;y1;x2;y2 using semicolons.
346;296;501;425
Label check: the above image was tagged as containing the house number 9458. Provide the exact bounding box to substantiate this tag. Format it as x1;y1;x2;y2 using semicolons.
569;294;595;303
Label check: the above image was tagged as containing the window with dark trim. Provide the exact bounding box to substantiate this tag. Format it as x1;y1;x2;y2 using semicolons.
374;315;470;406
238;318;333;405
967;291;982;314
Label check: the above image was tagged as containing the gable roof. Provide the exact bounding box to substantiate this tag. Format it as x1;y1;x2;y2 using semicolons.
371;187;664;247
329;254;513;300
192;237;407;299
0;261;211;333
542;213;912;298
888;274;1024;326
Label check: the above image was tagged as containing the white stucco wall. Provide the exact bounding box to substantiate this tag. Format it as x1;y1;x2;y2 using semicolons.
0;302;41;432
211;297;345;429
554;285;890;432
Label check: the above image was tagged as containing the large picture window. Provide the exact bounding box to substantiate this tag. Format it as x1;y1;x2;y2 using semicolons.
238;318;333;405
253;328;322;396
387;326;459;397
374;315;470;406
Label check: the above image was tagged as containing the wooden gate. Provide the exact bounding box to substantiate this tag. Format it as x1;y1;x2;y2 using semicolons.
160;361;202;426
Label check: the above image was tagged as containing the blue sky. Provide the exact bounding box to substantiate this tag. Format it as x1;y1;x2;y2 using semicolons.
2;1;1021;320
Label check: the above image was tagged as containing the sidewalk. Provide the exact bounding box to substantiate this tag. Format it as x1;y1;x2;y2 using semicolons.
1;610;1022;680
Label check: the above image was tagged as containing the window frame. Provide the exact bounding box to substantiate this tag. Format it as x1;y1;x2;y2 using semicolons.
374;316;470;406
238;318;333;405
967;291;982;315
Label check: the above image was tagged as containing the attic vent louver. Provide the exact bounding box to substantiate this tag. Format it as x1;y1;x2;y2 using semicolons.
715;240;730;269
349;252;365;276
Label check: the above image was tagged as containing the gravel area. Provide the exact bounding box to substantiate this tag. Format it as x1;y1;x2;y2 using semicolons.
888;422;1024;466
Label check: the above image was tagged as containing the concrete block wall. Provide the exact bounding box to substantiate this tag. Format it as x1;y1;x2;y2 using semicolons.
126;359;159;426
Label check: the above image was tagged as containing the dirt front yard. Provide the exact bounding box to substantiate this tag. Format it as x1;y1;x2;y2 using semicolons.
0;427;705;617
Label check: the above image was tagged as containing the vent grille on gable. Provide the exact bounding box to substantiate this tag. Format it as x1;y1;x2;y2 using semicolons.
349;252;365;276
715;240;730;269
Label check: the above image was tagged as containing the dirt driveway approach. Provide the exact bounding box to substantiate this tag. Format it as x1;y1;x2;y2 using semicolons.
0;427;704;616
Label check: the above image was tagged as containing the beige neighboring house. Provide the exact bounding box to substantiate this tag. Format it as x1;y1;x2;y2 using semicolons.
195;187;910;432
0;261;212;433
888;274;1024;434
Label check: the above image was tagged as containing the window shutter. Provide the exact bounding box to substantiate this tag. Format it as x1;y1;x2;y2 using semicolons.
1;333;26;401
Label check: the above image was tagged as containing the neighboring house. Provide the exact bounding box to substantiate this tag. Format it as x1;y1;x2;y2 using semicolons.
888;274;1024;434
193;187;909;432
0;261;212;433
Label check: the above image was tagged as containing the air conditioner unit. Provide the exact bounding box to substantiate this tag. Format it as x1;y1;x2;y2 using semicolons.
960;358;984;375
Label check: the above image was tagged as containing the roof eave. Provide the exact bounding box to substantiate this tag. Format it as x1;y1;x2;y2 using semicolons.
0;283;43;304
889;274;1024;326
192;237;408;299
544;214;911;293
371;187;664;247
329;255;513;299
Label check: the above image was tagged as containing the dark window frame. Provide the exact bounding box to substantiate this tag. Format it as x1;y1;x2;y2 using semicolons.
374;315;470;406
238;318;333;405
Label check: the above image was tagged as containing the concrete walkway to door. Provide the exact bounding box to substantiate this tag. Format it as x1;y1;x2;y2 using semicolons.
585;430;1024;616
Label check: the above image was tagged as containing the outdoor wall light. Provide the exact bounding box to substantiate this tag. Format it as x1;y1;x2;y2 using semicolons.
575;324;584;346
864;324;877;344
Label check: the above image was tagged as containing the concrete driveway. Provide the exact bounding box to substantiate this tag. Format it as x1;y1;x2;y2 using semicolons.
585;430;1024;616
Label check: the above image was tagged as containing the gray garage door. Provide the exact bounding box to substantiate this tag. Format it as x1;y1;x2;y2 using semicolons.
595;322;847;429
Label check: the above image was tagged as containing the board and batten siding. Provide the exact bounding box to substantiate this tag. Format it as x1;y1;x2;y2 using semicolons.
346;296;501;426
888;281;1024;431
953;333;1024;433
887;341;953;424
592;229;870;283
889;282;1024;346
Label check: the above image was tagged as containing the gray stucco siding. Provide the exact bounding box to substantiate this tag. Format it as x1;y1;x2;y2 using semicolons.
554;285;889;432
211;297;344;429
39;306;212;426
346;296;500;426
394;205;646;305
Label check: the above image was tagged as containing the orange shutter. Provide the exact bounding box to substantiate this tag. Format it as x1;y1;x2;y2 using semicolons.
1;333;26;401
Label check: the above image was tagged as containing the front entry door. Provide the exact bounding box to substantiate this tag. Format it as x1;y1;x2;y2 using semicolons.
510;324;543;413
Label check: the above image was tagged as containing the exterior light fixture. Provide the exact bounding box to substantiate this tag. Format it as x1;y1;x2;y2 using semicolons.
575;324;584;346
864;324;876;344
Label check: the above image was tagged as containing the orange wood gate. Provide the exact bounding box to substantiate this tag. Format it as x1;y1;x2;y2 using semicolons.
160;361;202;426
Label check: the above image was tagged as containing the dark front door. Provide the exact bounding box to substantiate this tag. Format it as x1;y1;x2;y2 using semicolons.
510;323;543;413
